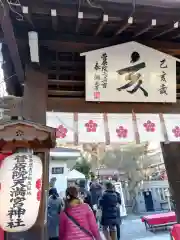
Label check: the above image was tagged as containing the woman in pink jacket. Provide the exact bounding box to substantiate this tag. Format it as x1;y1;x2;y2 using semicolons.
59;186;100;240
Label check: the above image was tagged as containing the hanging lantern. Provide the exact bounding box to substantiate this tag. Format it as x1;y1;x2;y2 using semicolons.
0;153;42;232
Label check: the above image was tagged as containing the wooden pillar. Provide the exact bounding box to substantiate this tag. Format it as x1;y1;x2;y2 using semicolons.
6;66;49;240
161;142;180;222
23;66;48;124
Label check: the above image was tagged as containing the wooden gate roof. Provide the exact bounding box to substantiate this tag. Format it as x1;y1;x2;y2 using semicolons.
2;0;180;101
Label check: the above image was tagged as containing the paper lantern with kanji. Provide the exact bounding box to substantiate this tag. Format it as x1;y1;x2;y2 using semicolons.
0;153;42;232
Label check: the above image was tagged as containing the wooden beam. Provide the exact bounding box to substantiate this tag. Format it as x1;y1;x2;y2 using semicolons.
139;40;180;56
172;33;180;40
18;4;123;20
21;66;49;240
95;14;108;36
48;69;84;77
16;28;180;55
39;39;180;56
14;25;180;55
48;80;84;86
152;22;179;39
15;29;114;51
51;9;58;31
16;0;180;22
16;30;180;49
48;90;84;97
177;75;180;81
2;95;180;116
51;60;84;68
76;12;83;33
0;1;24;83
134;19;156;38
114;17;133;36
47;97;180;113
39;39;105;52
23;66;48;123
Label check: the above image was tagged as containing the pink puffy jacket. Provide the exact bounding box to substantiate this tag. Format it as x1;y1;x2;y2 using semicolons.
59;202;100;240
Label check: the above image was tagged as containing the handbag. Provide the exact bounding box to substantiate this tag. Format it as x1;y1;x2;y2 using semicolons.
65;211;94;239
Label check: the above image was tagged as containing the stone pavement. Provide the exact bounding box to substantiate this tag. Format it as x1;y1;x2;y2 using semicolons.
134;235;169;240
120;216;170;240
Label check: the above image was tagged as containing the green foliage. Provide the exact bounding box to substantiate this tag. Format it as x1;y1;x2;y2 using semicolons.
73;158;91;178
90;171;95;180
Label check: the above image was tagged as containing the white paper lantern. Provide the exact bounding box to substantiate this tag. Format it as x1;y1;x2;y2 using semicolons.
0;153;42;232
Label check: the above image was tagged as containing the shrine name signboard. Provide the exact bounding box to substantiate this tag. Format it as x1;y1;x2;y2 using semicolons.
81;41;177;103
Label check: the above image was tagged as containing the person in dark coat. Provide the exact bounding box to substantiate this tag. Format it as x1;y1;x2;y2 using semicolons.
113;186;121;240
78;179;93;209
90;179;103;206
99;182;119;240
90;179;103;219
47;188;62;240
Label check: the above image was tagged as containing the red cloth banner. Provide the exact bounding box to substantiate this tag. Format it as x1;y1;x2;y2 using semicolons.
142;212;176;225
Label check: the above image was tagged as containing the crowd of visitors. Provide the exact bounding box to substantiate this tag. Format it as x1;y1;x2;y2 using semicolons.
47;180;122;240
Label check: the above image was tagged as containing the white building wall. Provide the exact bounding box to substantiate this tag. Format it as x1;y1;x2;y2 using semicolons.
49;158;68;198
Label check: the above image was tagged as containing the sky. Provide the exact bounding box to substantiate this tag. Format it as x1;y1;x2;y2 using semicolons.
0;43;8;98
